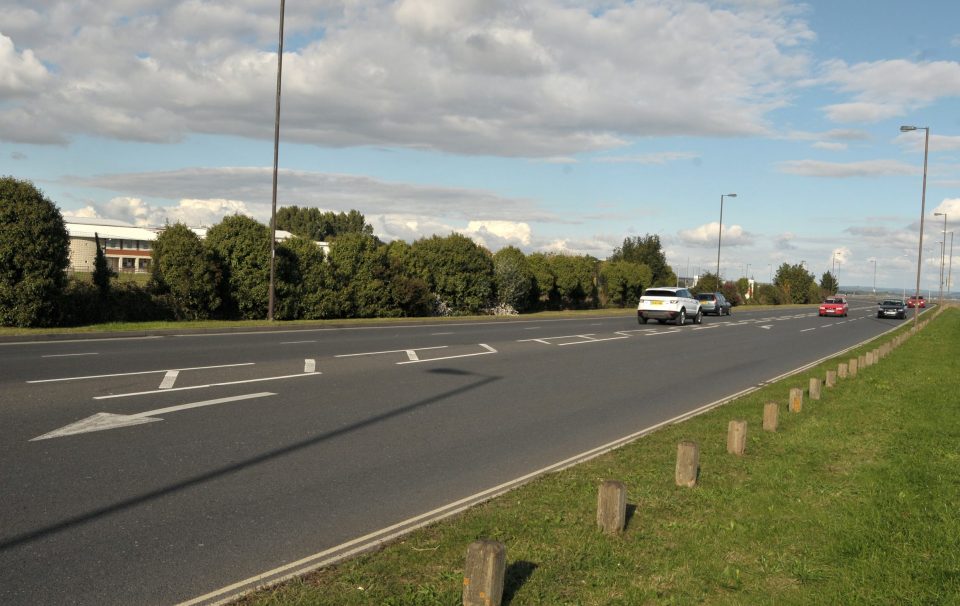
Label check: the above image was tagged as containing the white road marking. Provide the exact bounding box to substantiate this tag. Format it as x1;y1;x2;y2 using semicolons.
31;392;276;441
821;323;834;328
335;346;446;358
523;326;542;330
406;350;419;361
159;370;179;390
645;329;682;336
396;344;497;364
759;325;773;330
2;336;163;347
93;372;320;400
518;333;595;342
430;332;454;336
26;362;255;384
41;352;98;358
800;327;816;332
304;359;316;373
280;340;316;345
557;336;628;346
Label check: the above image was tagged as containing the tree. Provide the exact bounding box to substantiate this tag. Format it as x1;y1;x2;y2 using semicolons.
276;206;374;241
721;281;743;306
820;271;839;295
600;260;652;307
610;235;674;286
527;252;557;309
410;233;494;314
276;236;334;320
694;272;721;294
150;223;222;319
774;263;816;303
205;215;271;319
0;177;70;327
493;246;534;312
92;232;115;296
548;253;598;309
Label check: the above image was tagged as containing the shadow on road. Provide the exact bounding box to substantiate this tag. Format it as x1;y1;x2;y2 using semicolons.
0;369;500;552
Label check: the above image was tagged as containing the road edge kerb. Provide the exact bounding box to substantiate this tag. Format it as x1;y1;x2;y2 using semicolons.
176;310;915;606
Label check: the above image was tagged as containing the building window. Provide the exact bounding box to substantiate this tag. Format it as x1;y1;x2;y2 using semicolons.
138;258;151;271
106;238;121;248
139;241;152;251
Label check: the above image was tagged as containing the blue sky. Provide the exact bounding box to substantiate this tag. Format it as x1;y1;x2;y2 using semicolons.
2;0;959;291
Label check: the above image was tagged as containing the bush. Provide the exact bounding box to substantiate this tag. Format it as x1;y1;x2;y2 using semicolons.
0;177;70;327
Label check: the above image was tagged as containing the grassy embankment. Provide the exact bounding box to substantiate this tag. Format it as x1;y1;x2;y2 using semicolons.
237;309;960;605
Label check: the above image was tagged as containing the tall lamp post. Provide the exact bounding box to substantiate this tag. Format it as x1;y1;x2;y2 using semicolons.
267;0;287;321
900;125;930;326
934;212;947;305
716;193;737;289
870;258;876;295
948;231;955;299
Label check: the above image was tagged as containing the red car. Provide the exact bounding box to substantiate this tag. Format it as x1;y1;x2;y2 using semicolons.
906;295;926;308
819;296;848;317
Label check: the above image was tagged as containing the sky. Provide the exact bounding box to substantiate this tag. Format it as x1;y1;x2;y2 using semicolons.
2;0;960;292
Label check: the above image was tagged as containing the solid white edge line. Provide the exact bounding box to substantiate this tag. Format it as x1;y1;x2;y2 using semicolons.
177;320;907;606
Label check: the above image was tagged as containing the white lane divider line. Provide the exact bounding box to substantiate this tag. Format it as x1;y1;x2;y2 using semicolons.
430;332;454;336
94;372;320;400
159;370;179;390
335;346;447;358
41;352;99;358
518;333;596;343
27;362;255;384
280;340;317;345
397;344;497;365
800;327;816;332
304;359;316;373
558;336;628;346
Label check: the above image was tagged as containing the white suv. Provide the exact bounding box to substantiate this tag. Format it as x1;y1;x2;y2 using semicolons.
637;286;703;326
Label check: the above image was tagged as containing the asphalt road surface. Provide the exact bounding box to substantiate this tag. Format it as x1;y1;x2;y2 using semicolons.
0;298;920;605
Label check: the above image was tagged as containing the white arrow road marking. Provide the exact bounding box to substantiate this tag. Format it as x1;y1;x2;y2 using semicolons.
26;362;255;384
30;392;276;441
158;370;179;389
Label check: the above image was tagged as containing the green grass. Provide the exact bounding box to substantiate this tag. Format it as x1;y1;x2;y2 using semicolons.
236;309;960;605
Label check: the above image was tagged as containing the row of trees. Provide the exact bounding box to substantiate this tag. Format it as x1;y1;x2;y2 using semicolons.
0;176;840;328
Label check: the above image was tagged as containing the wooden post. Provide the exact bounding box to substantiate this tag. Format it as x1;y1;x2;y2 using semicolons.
825;370;836;388
596;480;627;535
809;377;821;400
675;441;700;487
838;362;848;379
463;540;506;606
849;357;859;378
763;402;778;432
858;354;866;369
789;387;803;413
727;420;747;455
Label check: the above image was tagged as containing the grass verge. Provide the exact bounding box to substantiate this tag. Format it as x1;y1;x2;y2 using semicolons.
236;309;960;605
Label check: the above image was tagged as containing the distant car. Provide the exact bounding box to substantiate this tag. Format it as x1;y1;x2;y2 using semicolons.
696;292;731;316
877;299;906;319
906;295;926;308
637;286;702;326
818;296;848;317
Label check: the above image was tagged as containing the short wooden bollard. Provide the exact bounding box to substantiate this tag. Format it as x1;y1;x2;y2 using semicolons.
809;377;821;401
597;480;627;535
849;357;859;377
858;354;867;369
463;540;506;606
727;420;747;455
838;362;848;379
789;387;803;413
825;370;836;388
675;441;700;487
763;402;779;432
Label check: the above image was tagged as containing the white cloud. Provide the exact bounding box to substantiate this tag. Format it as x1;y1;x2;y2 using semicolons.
1;1;815;154
593;152;700;164
932;199;960;227
775;232;797;250
819;58;960;124
896;132;960;153
678;222;752;247
777;159;918;178
812;141;847;151
67;195;256;228
0;34;49;97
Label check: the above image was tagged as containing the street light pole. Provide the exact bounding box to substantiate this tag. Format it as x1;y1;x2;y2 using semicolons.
716;193;737;289
871;258;876;295
267;0;286;322
900;125;930;327
934;212;947;305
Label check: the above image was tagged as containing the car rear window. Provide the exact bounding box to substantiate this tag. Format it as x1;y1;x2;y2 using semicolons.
696;294;715;300
824;298;843;304
643;289;676;297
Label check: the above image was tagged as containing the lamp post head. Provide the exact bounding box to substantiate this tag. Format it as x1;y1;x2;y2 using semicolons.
900;125;917;132
726;193;737;198
934;212;945;217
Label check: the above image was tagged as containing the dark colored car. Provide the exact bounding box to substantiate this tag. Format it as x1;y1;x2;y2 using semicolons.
877;299;906;319
695;292;731;316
